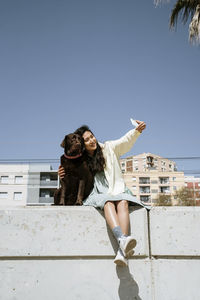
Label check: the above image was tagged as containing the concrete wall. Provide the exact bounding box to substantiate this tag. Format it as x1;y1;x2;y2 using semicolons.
0;206;200;300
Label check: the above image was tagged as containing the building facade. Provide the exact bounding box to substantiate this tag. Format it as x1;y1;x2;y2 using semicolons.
0;154;188;207
184;176;200;206
120;153;185;206
0;163;58;206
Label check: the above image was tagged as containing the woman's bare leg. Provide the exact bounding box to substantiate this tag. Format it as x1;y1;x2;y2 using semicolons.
104;201;120;230
115;200;130;236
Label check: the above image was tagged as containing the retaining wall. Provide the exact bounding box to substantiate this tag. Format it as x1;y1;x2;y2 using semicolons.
0;206;200;300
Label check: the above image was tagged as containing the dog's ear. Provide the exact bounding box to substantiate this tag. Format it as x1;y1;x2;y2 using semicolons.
60;136;66;148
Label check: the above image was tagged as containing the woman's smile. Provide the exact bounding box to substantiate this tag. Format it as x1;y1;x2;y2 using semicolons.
82;131;97;155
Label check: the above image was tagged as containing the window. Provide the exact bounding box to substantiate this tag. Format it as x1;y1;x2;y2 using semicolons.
132;186;136;191
160;186;170;194
15;176;23;184
132;177;136;181
1;176;9;184
40;191;50;198
0;192;8;199
41;175;50;182
139;177;150;184
140;195;151;202
140;186;150;194
159;177;169;184
173;186;177;191
14;192;22;201
173;177;176;181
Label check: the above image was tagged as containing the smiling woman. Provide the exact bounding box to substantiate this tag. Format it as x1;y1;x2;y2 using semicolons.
82;131;97;155
58;120;149;267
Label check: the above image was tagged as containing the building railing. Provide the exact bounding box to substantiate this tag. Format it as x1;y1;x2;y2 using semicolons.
39;197;54;204
40;180;58;186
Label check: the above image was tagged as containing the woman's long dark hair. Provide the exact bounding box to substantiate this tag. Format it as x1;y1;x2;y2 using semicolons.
74;125;105;175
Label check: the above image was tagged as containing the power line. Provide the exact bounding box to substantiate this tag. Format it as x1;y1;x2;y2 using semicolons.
0;156;200;162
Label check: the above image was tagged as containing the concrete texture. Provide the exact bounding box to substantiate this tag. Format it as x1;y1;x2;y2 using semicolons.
0;206;200;300
0;206;148;257
0;259;152;300
152;260;200;300
150;206;200;256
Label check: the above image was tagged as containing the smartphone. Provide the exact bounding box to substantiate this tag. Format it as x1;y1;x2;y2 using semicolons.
130;118;138;128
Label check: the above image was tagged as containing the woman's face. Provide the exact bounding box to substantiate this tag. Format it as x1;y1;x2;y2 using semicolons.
82;131;97;155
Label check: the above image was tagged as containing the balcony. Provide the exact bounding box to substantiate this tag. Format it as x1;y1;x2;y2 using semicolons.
159;177;169;185
39;197;54;204
140;186;150;194
139;177;150;184
40;180;58;186
160;186;170;194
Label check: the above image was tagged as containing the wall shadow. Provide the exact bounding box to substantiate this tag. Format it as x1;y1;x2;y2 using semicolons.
116;266;142;300
95;207;143;300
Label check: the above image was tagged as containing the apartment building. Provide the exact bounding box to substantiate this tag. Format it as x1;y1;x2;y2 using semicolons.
0;163;58;206
120;153;185;206
184;176;200;205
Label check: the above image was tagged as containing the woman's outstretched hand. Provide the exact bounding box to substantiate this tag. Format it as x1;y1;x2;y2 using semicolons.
58;165;65;179
135;120;146;133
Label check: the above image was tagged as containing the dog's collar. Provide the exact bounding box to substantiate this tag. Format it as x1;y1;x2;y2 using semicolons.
64;153;83;159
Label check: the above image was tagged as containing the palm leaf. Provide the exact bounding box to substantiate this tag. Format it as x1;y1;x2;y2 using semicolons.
170;0;199;28
189;4;200;43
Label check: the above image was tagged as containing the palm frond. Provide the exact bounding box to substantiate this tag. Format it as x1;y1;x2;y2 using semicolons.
170;0;199;28
154;0;171;7
189;4;200;43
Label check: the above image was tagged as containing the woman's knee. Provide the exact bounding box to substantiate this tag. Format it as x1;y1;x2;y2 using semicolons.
117;200;129;210
104;201;115;209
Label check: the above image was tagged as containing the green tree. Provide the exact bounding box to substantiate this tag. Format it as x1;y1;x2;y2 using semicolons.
174;186;196;206
154;193;173;206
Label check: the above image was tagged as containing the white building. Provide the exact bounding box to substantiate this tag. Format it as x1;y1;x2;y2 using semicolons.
0;163;58;206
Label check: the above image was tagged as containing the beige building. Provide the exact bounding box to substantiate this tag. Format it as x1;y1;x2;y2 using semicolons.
120;153;185;206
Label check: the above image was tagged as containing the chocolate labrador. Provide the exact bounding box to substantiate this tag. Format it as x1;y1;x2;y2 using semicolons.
54;133;93;205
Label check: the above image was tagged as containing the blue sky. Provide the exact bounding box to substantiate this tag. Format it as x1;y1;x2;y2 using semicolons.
0;0;199;172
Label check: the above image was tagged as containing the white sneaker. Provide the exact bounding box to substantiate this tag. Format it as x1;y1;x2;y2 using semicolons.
126;249;134;258
119;236;137;257
114;248;128;267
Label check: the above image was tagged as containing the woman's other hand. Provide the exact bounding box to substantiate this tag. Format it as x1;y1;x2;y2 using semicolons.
58;165;65;179
135;120;146;133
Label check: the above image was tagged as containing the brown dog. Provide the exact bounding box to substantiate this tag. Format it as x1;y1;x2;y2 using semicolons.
54;133;94;205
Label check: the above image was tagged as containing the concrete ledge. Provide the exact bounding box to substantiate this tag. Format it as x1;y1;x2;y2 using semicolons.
150;207;200;256
0;206;149;257
1;206;200;300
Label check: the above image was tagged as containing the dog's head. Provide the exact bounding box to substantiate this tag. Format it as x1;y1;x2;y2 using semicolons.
61;133;84;157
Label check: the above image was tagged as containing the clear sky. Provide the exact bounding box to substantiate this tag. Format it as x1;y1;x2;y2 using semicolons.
0;0;199;172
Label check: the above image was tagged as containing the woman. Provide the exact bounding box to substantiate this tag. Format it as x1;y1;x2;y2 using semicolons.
58;120;147;267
